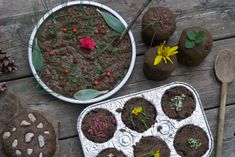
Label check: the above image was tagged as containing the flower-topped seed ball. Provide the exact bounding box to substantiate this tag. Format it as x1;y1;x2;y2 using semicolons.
154;41;178;65
79;36;96;50
131;106;143;116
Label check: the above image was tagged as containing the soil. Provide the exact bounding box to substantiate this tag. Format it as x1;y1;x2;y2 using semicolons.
97;148;126;157
81;108;117;143
161;86;196;120
36;6;131;98
143;46;177;81
121;97;157;133
142;7;176;46
174;124;209;157
134;136;170;157
177;27;213;66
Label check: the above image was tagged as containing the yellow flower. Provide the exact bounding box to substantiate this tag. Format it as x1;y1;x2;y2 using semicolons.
154;150;160;157
154;41;178;65
131;106;143;116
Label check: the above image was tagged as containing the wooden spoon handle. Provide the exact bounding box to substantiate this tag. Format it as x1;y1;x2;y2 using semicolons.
216;82;228;157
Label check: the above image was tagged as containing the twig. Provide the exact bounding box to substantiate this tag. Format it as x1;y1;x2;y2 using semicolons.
116;0;152;45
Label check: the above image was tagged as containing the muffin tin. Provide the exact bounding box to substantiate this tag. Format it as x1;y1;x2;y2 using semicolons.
77;82;214;156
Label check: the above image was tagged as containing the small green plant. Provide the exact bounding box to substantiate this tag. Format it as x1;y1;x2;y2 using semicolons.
188;138;202;149
169;94;186;112
107;153;115;157
143;149;160;157
185;31;205;49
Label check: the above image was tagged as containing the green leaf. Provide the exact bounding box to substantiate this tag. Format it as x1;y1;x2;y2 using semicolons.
32;39;43;72
73;89;109;101
184;40;195;49
195;31;205;44
97;9;125;33
187;31;196;41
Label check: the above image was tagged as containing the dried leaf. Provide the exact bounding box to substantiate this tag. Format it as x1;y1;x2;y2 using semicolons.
74;89;109;101
97;9;125;33
32;39;43;72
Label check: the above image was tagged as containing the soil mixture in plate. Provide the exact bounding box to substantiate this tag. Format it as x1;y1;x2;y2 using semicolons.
36;6;131;97
174;124;209;157
97;148;126;157
134;136;170;157
161;86;196;120
81;108;117;143
121;97;157;133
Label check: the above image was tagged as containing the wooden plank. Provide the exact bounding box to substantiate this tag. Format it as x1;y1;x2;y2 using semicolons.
56;104;235;157
0;1;235;81
1;6;235;81
2;68;235;138
128;37;235;84
1;0;235;19
59;137;235;157
1;104;235;157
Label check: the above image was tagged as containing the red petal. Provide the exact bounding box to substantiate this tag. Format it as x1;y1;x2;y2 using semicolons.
79;36;96;50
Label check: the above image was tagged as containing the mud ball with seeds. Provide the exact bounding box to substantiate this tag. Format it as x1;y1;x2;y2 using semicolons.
81;108;117;143
142;7;176;47
121;97;157;133
177;27;213;66
161;86;196;120
97;148;126;157
134;136;170;157
174;124;209;157
2;112;56;157
143;45;177;81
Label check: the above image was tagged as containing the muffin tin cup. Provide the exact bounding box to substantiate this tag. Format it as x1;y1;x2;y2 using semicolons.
77;82;214;157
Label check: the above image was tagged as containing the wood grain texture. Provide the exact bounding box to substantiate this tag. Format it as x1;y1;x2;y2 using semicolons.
58;104;235;157
1;68;235;139
216;83;228;157
0;1;235;82
0;0;235;156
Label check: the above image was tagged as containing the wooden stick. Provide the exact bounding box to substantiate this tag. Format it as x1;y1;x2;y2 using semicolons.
216;82;228;157
117;0;152;44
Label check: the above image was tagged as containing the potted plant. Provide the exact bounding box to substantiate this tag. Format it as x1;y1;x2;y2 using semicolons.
28;1;136;104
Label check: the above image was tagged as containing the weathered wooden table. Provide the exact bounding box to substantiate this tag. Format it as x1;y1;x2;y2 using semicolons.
0;0;235;156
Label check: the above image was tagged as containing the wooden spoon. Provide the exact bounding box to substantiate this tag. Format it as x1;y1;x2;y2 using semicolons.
215;49;235;157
